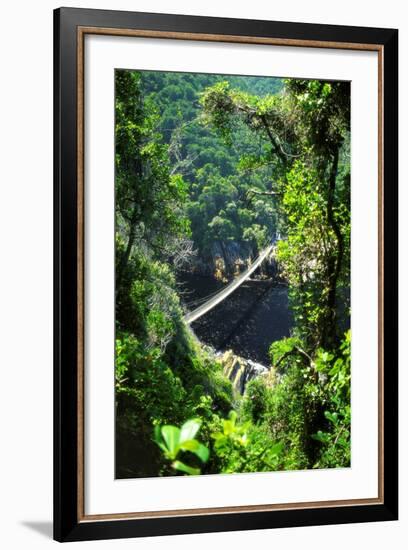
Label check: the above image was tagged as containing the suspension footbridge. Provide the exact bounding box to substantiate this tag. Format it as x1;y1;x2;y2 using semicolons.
184;244;275;324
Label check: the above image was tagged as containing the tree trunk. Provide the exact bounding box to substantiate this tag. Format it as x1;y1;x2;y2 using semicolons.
116;157;143;290
324;147;344;348
260;114;288;169
116;210;138;291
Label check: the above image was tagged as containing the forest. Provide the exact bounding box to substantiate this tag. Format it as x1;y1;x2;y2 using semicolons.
115;69;351;478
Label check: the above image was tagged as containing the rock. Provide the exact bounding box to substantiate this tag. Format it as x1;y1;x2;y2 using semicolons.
218;349;269;394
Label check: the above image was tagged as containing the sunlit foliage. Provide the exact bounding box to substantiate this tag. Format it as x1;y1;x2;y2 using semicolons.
115;69;351;477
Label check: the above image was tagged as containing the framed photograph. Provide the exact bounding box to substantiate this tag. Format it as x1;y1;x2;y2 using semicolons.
54;7;398;542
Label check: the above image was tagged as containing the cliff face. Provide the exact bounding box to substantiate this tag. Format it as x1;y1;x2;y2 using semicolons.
189;240;279;280
187;240;253;277
217;349;269;394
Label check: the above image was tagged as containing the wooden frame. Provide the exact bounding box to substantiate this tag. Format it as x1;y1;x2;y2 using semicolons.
54;7;398;542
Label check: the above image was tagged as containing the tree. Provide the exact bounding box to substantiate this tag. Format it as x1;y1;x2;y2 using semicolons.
200;79;350;349
115;70;190;290
284;79;350;347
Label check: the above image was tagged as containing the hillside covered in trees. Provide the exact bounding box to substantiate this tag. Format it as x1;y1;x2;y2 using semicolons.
115;69;351;478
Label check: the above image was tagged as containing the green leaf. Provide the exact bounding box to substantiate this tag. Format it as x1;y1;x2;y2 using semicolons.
312;431;329;443
269;442;284;457
161;426;180;458
179;439;200;452
194;443;210;463
172;460;201;476
179;418;201;444
223;420;234;436
154;424;163;444
228;410;237;425
324;411;339;424
179;440;209;463
153;425;168;453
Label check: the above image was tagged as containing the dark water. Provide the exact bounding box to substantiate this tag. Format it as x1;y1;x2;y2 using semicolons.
178;273;293;365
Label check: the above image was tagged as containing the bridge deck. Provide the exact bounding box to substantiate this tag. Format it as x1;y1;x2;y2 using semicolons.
184;244;274;324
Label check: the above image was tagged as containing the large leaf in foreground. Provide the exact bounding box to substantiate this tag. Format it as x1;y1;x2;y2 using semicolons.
172;460;201;476
180;419;201;443
161;425;180;458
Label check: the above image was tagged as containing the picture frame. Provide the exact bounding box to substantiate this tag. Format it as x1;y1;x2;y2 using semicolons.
53;7;398;542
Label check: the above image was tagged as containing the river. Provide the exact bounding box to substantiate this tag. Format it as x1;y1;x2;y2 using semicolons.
178;273;293;365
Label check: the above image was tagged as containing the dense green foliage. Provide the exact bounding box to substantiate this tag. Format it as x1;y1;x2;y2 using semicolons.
200;78;350;347
141;72;284;264
115;69;351;478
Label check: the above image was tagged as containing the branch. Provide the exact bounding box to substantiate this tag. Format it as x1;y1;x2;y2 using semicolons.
260;114;288;167
230;101;289;167
333;424;346;447
246;188;283;199
274;345;313;371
